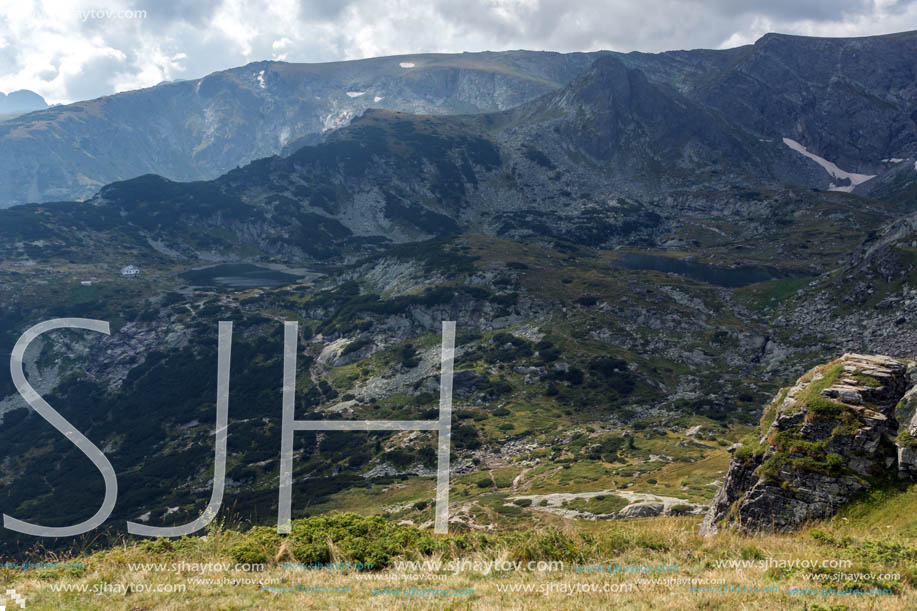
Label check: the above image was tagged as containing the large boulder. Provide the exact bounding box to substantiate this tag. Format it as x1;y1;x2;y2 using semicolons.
617;502;664;518
702;354;914;535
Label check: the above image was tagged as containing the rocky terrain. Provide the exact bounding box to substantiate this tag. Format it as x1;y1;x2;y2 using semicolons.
703;353;915;534
3;31;917;211
0;31;916;551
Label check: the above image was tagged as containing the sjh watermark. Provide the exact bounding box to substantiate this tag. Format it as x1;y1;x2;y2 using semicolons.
30;8;147;22
4;319;456;538
1;561;82;571
0;588;26;609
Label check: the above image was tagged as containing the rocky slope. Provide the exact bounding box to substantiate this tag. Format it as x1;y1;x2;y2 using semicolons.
694;32;917;177
702;353;916;534
0;51;606;208
1;31;917;548
7;43;913;267
3;30;916;209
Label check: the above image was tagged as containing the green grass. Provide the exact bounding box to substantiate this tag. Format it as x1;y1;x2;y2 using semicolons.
7;485;917;610
734;276;812;312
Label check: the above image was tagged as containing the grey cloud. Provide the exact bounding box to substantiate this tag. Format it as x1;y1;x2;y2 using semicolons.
298;0;357;21
704;0;916;21
63;55;130;101
2;0;916;103
127;0;225;26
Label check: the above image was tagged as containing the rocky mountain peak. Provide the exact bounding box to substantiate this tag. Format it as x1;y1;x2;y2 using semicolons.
702;353;915;534
534;52;756;173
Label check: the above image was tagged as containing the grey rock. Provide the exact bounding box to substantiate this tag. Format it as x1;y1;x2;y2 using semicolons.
617;502;664;518
703;353;913;535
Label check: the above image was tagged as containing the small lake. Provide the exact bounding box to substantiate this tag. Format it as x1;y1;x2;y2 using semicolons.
612;253;804;288
179;264;306;288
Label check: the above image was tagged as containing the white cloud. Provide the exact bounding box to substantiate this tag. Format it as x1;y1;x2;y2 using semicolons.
0;0;915;104
271;36;293;61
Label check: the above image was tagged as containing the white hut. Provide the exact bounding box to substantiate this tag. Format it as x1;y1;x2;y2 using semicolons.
120;265;141;278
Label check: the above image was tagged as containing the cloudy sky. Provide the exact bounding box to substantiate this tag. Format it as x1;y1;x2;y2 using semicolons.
1;0;916;104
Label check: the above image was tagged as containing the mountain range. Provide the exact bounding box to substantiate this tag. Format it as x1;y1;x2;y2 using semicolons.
3;31;916;210
0;51;606;208
0;30;916;549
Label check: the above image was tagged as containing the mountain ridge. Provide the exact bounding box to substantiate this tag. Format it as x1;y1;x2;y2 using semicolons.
0;50;609;208
4;30;916;209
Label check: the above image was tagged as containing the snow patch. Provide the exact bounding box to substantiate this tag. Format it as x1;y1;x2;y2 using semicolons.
255;70;266;89
373;95;384;103
322;110;355;131
346;91;366;98
782;137;875;192
399;62;415;68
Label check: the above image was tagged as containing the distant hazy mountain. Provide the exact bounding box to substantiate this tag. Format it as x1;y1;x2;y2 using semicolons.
0;51;608;208
2;31;916;210
0;89;47;114
3;32;915;262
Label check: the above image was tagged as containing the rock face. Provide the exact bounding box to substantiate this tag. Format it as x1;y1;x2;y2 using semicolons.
702;354;915;535
896;377;917;478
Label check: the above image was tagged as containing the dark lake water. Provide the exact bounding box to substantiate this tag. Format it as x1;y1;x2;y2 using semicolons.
180;264;304;288
612;253;805;288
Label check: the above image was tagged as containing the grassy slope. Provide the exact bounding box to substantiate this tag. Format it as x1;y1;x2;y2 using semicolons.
5;484;916;610
1;230;913;608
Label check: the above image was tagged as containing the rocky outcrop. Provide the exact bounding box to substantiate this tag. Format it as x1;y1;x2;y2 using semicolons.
702;353;915;535
896;372;917;478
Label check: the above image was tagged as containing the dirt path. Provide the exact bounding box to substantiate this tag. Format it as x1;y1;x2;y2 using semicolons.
512;468;531;492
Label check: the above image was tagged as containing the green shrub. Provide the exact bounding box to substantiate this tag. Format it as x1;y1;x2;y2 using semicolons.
506;530;585;564
231;541;269;566
495;504;523;517
740;545;765;560
897;429;917;448
807;396;851;421
291;542;330;564
399;343;420;368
